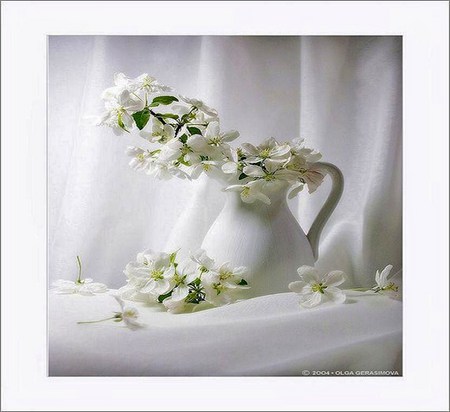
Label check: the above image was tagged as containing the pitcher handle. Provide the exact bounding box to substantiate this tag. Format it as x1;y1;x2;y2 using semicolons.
307;162;344;261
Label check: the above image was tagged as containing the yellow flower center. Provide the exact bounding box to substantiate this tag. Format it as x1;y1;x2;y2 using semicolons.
209;136;222;146
219;271;233;281
174;273;186;285
150;270;164;280
213;283;225;295
123;309;137;318
382;282;399;292
311;283;327;294
260;148;271;158
241;187;251;197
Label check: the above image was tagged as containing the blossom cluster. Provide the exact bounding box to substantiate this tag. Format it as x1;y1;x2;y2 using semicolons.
119;248;249;313
97;72;325;203
223;137;324;203
97;73;238;181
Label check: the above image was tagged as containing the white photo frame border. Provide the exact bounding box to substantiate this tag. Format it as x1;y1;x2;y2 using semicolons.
2;1;448;411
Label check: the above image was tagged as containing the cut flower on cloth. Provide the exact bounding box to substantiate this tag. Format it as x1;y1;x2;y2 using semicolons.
52;256;108;296
289;265;346;308
372;264;401;300
77;294;143;330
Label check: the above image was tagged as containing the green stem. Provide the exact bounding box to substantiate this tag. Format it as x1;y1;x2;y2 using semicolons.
77;316;117;325
76;255;82;284
349;287;373;292
131;92;144;102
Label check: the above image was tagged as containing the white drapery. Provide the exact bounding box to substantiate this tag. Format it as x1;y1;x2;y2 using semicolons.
49;36;402;289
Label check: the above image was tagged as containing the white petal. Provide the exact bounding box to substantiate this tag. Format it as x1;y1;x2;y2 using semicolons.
222;162;238;174
264;158;283;173
304;169;325;193
322;270;346;287
243;165;265;177
163;298;188;314
271;144;291;157
375;270;381;286
254;192;271;205
171;285;190;302
113;294;125;310
221;130;239;142
241;143;259;155
378;264;393;286
77;287;95;296
178;259;197;275
140;280;157;294
241;192;258;204
224;184;245;192
299;292;323;308
187;135;209;153
297;266;320;283
86;282;108;293
288;183;304;199
324;286;346;304
288;281;311;294
205;121;220;139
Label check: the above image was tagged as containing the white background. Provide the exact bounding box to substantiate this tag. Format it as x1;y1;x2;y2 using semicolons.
2;1;449;411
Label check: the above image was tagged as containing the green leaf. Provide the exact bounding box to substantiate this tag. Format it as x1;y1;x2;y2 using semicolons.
179;134;188;144
157;290;173;303
238;279;248;286
187;126;202;135
190;277;201;287
238;173;247;180
150;95;179;106
169;251;178;265
158;113;179;120
181;112;195;123
132;108;151;130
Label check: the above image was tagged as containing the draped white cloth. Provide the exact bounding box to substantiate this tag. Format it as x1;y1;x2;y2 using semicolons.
48;36;402;375
49;290;402;376
49;36;402;289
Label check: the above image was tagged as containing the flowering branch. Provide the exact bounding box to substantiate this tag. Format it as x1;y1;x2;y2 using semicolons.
96;72;325;203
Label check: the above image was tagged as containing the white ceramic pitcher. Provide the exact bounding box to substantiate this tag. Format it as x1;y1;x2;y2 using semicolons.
200;162;344;298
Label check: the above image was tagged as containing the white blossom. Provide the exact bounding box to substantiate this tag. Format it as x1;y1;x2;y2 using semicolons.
52;278;108;296
139;118;175;143
190;249;216;273
179;95;218;118
52;256;108;296
289;266;346;308
241;137;291;164
202;262;249;306
112;295;143;329
373;265;401;300
122;250;175;301
170;260;198;302
224;180;271;204
128;73;172;94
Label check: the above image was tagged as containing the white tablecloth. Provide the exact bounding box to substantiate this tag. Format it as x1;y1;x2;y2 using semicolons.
49;291;402;376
